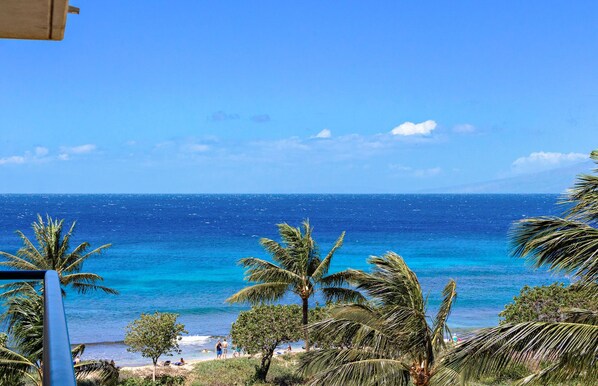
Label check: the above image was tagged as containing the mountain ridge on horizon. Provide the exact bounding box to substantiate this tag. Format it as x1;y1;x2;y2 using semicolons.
422;161;593;194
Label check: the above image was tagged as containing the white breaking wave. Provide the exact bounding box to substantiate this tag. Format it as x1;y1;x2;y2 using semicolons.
179;335;212;345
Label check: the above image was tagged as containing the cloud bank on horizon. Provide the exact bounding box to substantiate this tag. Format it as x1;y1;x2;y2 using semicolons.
0;116;591;193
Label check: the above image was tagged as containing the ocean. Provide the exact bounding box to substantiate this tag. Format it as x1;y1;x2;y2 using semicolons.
0;194;566;365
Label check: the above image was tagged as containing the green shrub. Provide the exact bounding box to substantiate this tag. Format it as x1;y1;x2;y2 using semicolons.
499;282;598;323
118;374;185;386
189;357;305;386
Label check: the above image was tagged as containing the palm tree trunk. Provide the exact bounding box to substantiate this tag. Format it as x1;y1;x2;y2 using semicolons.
302;297;310;352
410;363;430;386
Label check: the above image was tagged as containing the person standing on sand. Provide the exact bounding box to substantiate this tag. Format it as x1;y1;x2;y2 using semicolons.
222;339;229;359
216;340;222;359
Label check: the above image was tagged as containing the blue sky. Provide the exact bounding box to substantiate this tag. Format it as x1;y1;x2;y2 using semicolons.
0;1;596;193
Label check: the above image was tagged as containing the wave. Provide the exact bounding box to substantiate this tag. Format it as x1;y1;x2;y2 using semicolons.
72;340;124;347
73;335;215;347
179;335;212;345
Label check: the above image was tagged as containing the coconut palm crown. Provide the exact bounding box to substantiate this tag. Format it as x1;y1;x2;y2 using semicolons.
226;220;365;351
443;149;598;385
0;285;118;385
300;252;458;386
0;214;117;297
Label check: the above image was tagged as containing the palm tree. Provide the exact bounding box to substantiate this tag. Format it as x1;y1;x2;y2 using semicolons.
300;252;458;386
226;220;365;351
0;214;117;297
0;286;119;385
443;150;598;385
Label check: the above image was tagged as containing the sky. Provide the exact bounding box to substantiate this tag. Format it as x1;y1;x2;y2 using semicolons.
0;1;597;193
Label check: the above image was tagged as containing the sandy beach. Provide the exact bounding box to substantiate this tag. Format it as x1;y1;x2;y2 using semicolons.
120;350;303;379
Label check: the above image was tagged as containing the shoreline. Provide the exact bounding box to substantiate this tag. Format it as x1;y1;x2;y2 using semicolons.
77;326;482;368
119;350;305;379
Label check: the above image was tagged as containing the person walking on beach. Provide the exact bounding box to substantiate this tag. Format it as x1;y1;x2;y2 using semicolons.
216;340;222;359
222;339;229;359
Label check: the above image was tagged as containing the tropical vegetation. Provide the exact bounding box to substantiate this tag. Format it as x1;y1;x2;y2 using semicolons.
499;282;598;323
0;215;119;385
226;220;364;351
231;305;303;381
186;356;304;386
124;312;187;382
300;252;458;386
0;214;117;297
231;304;330;381
444;150;598;385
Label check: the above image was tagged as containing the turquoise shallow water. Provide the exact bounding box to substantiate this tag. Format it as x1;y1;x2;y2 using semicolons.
0;194;566;365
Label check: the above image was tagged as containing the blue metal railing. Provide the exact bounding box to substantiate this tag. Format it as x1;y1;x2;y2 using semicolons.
0;270;76;386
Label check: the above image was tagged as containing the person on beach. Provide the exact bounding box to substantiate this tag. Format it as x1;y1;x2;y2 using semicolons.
216;340;222;359
174;358;185;366
222;339;228;359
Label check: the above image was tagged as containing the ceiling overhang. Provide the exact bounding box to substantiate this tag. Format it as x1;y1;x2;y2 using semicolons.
0;0;77;41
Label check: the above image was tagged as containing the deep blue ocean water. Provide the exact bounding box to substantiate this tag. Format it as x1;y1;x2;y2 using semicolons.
0;194;567;365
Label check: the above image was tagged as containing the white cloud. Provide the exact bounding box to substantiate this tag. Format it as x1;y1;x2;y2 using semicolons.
0;146;52;166
391;120;437;136
453;123;476;133
0;155;26;165
512;151;588;173
186;144;210;152
35;147;49;157
389;164;442;178
64;144;96;154
313;129;332;139
55;144;96;161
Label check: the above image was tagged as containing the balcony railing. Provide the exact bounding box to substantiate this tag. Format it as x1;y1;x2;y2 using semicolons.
0;270;76;386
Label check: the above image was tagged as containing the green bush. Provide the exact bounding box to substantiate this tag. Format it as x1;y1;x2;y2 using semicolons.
189;357;305;386
118;374;185;386
499;282;598;323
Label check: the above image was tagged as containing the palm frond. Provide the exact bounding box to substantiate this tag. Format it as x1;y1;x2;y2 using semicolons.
510;216;598;283
300;348;411;386
0;215;116;297
70;282;119;295
71;344;86;358
564;149;598;222
304;251;456;385
516;359;596;385
246;267;302;285
311;231;345;280
259;238;296;270
429;365;460;386
225;282;290;304
311;304;399;355
431;279;457;351
562;308;598;325
15;229;47;268
0;281;41;299
0;251;40;271
61;243;111;273
0;346;40;385
356;253;425;312
443;321;598;383
319;269;362;287
75;360;119;384
238;257;302;284
321;287;366;304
